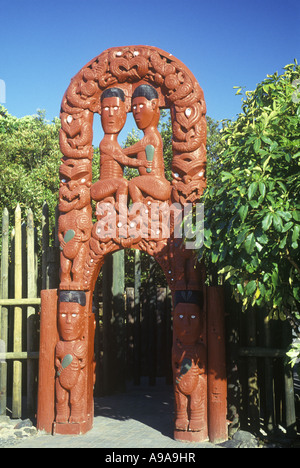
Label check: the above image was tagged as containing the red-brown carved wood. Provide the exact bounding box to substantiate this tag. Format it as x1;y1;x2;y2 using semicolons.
37;45;227;443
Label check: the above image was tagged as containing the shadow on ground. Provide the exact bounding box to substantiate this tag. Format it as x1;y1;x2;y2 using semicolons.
94;378;174;439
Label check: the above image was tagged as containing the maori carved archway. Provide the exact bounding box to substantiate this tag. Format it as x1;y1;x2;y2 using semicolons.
37;46;227;444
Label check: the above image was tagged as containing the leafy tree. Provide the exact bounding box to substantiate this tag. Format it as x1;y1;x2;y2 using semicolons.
196;62;300;341
0;106;62;242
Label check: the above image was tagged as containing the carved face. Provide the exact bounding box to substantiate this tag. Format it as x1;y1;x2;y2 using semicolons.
101;96;127;134
58;302;86;341
132;96;159;130
173;303;201;345
59;163;92;212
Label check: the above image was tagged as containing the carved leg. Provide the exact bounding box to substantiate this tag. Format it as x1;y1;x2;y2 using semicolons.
72;243;88;288
55;380;69;423
60;254;72;287
189;375;206;432
128;181;143;204
174;387;189;431
69;372;86;423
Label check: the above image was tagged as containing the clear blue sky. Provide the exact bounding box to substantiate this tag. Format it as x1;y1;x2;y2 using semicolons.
0;0;299;138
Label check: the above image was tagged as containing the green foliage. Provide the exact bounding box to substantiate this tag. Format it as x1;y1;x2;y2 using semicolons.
287;338;300;376
0;107;62;240
196;61;300;323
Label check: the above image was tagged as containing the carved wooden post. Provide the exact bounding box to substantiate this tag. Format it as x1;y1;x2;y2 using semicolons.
207;286;227;443
37;289;59;433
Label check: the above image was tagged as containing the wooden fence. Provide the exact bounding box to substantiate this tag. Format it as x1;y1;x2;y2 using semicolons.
225;284;298;438
93;251;173;397
0;205;40;418
0;204;298;440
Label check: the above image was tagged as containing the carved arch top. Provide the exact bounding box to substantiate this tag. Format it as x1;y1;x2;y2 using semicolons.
60;45;207;205
59;46;207;292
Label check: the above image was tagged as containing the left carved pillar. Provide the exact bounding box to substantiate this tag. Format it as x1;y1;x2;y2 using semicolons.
37;289;59;433
53;290;95;435
37;290;96;435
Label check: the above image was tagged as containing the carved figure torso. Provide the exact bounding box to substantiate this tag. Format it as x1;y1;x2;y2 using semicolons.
173;340;204;395
55;340;87;390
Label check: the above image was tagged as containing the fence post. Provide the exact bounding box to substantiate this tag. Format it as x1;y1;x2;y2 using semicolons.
133;249;141;385
42;202;49;290
37;289;59;433
112;250;126;392
207;285;227;443
148;257;157;386
102;254;112;394
27;209;37;415
12;204;22;418
246;306;260;434
0;208;9;416
282;320;297;437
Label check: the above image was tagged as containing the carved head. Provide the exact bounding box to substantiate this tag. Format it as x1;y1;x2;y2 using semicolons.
58;291;87;341
132;84;160;130
59;159;92;212
100;87;127;135
173;291;202;345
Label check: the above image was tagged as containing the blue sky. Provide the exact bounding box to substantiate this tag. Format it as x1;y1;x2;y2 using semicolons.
0;0;299;141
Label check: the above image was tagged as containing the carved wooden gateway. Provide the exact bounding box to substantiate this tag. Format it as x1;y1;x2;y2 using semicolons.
37;46;227;443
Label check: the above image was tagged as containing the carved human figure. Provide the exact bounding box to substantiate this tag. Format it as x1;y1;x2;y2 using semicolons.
58;160;93;289
90;87;151;208
124;84;171;203
172;291;206;433
55;291;88;424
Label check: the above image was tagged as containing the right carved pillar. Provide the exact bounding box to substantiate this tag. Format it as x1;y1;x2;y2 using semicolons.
172;281;227;443
207;285;227;443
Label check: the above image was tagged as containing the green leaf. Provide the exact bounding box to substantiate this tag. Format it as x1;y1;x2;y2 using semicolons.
244;232;255;254
272;213;283;232
254;138;261;153
293;211;300;221
221;171;233;181
255;241;263;252
277;211;292;222
271;268;278;287
257;232;268;244
237;228;248;245
238;204;248;222
279;236;287;249
248;182;258;200
282;221;294;232
292;225;300;243
246;280;257;295
211;250;219;263
263;155;271;170
261;135;273;146
258;182;266;198
262;213;273;231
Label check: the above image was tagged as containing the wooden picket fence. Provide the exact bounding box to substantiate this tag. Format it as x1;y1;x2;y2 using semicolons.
0;205;40;418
